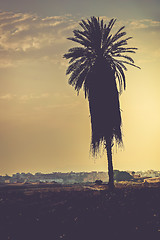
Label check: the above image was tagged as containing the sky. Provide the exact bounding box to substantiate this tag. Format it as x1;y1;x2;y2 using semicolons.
0;0;160;175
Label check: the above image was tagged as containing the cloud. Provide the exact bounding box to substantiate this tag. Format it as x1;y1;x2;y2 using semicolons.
0;11;159;68
129;19;160;29
0;94;16;100
107;18;160;33
0;11;78;67
0;12;70;51
0;93;50;101
20;93;50;101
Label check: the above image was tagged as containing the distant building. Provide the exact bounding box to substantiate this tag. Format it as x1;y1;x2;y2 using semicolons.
4;179;10;184
1;170;160;185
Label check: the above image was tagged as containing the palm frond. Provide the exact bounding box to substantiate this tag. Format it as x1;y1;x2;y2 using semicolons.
109;37;133;52
79;20;90;32
102;19;116;49
111;58;128;71
64;47;89;62
75;67;90;93
115;70;123;94
113;47;138;52
73;30;92;46
113;48;137;54
115;63;126;90
68;60;90;86
75;30;90;40
102;34;112;52
67;37;91;48
117;60;141;69
114;26;125;36
110;31;127;44
113;54;135;63
100;19;103;31
108;18;116;30
66;57;86;75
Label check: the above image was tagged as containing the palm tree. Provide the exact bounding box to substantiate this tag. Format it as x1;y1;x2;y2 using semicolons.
63;17;140;189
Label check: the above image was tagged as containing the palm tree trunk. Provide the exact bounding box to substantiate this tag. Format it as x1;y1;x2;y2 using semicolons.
106;141;114;190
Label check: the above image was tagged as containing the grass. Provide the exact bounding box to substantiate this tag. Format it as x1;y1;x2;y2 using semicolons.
0;182;160;240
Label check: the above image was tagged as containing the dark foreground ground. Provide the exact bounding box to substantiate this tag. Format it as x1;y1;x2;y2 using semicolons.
0;182;160;240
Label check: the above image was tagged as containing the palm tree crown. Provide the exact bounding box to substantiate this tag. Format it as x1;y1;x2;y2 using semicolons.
64;17;140;155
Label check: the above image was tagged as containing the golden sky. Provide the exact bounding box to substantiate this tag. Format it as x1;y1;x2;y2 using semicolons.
0;0;160;175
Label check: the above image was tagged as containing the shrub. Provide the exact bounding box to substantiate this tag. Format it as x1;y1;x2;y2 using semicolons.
95;180;103;185
114;170;133;181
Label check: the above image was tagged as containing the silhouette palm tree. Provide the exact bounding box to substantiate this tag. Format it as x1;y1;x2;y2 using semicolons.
64;17;140;189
